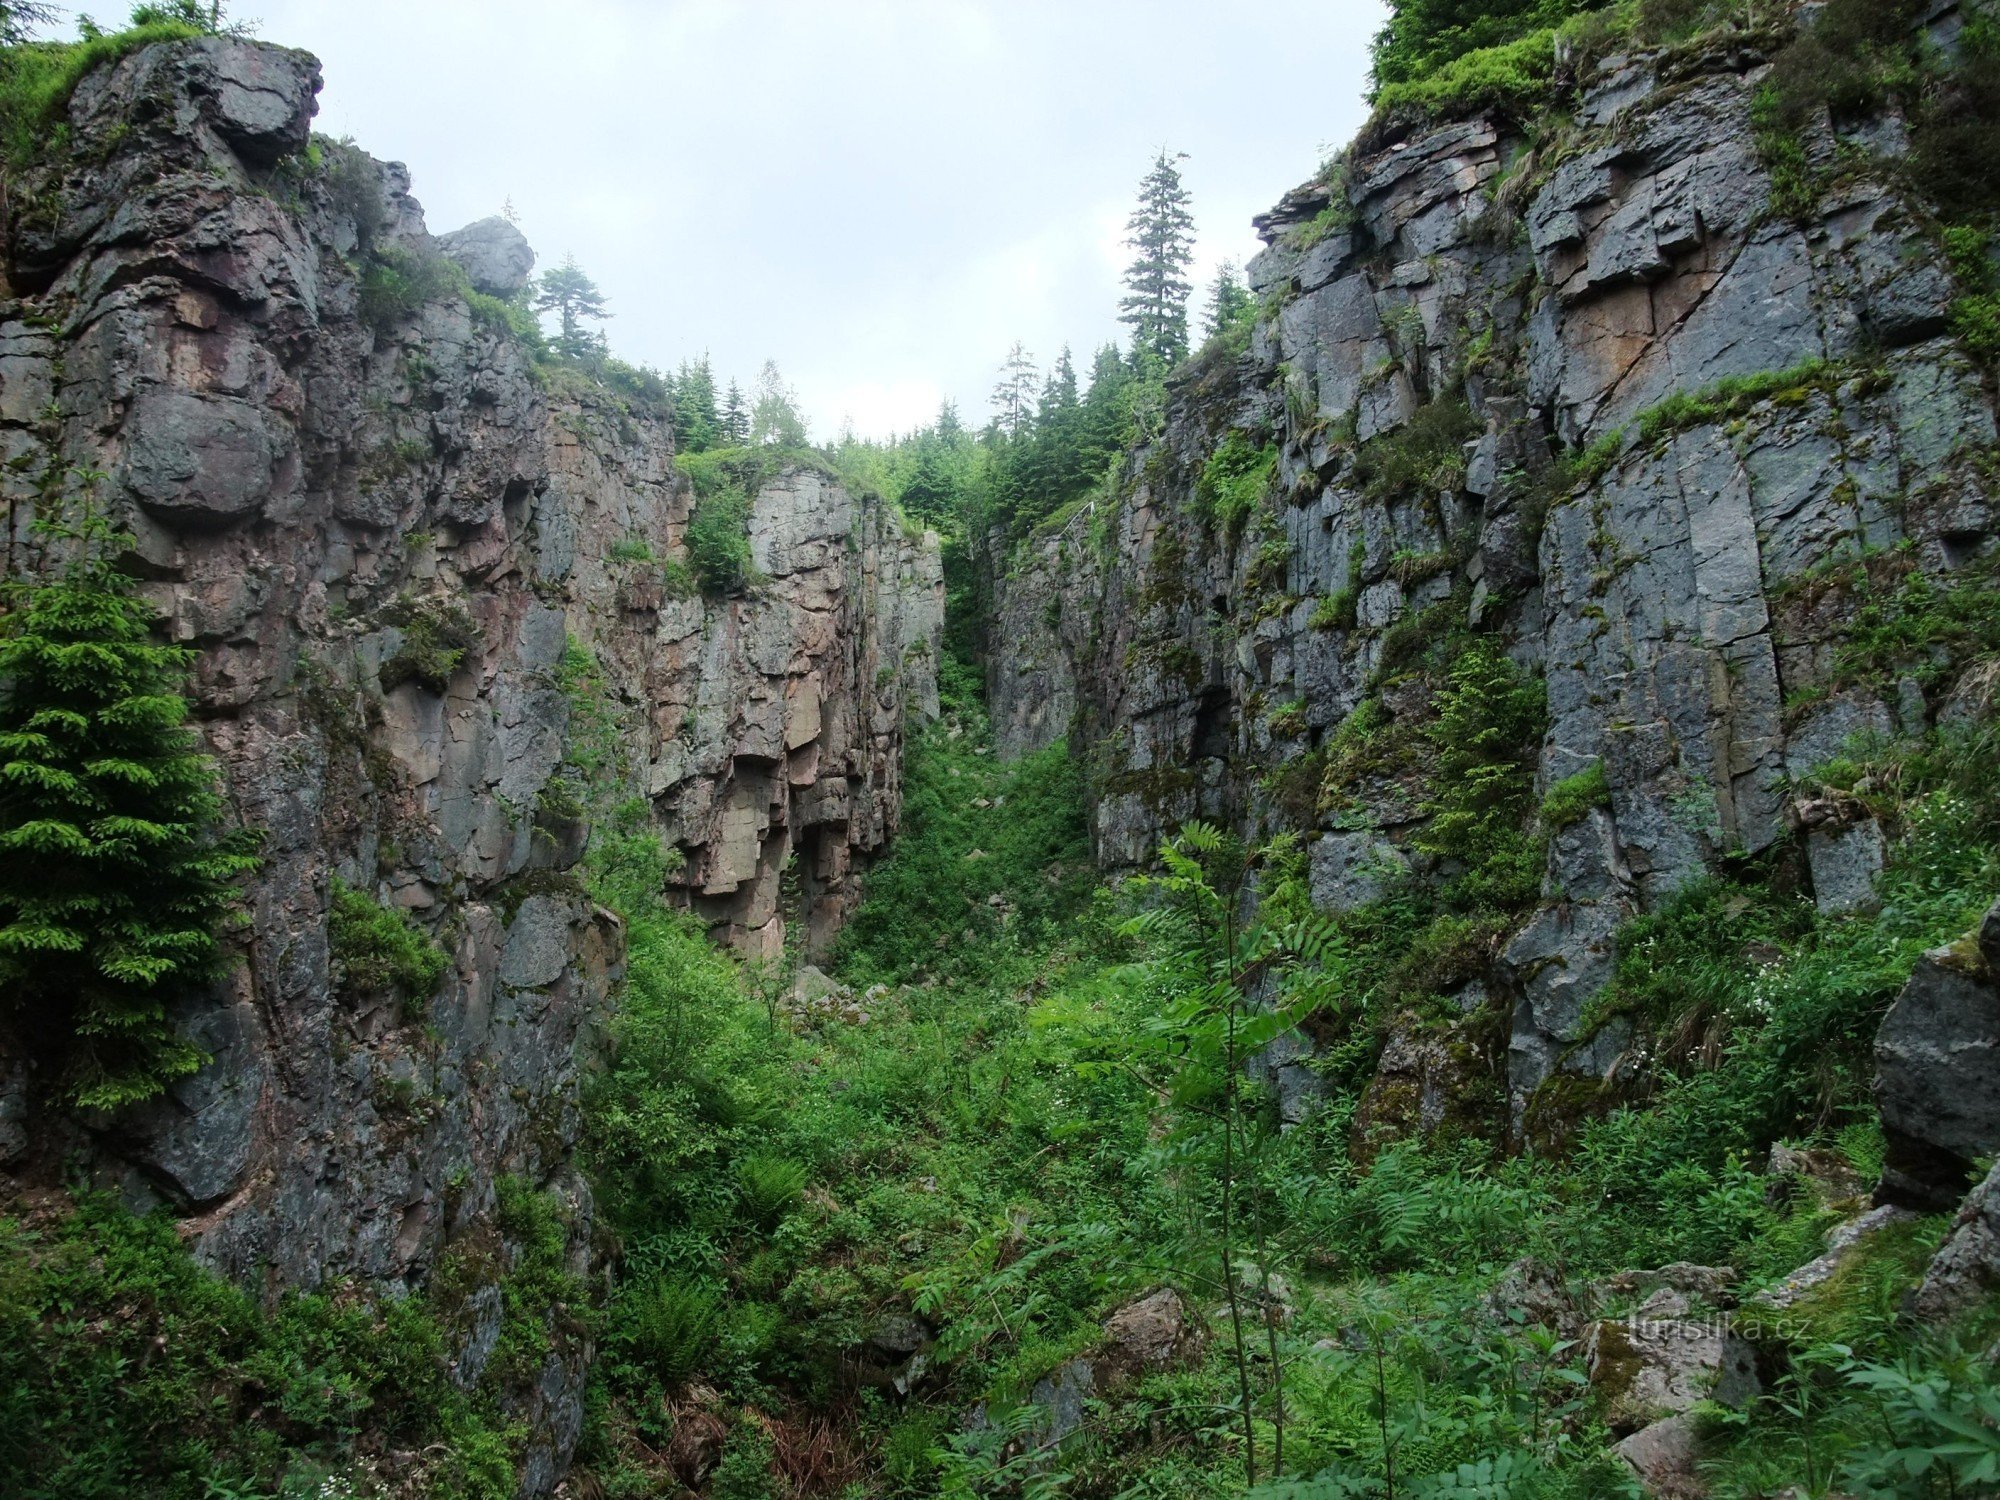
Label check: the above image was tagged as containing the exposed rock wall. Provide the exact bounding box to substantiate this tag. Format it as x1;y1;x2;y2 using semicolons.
989;2;1996;1134
0;36;939;1486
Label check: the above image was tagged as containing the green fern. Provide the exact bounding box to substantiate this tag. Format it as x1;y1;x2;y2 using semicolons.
736;1155;809;1228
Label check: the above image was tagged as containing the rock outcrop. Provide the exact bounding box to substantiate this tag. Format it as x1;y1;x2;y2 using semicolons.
985;0;1997;1147
1874;898;2000;1208
0;35;938;1486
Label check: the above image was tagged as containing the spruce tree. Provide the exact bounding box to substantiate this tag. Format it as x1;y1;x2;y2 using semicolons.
673;355;719;453
989;342;1037;437
1025;346;1085;518
1119;151;1197;367
720;380;750;446
0;1;57;44
1203;260;1253;343
533;254;611;360
0;485;260;1107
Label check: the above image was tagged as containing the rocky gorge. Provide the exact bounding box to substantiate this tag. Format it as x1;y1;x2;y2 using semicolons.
4;1;2000;1496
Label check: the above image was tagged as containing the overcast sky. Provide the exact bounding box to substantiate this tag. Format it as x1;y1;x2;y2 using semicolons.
64;1;1388;438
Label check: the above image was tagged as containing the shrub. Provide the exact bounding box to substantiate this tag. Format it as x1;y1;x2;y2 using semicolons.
356;246;542;349
608;534;654;564
378;594;478;693
1368;0;1604;95
0;1192;518;1499
1193;430;1276;537
1352;397;1479;504
1539;762;1609;832
1371;26;1565;126
0;498;260;1107
1413;638;1547;913
328;877;448;1000
686;487;754;595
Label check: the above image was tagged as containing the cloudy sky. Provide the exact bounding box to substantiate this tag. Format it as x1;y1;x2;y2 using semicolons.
67;1;1388;438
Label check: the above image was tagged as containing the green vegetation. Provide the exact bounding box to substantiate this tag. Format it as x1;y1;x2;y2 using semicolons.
0;9;209;170
534;253;611;360
1352;397;1480;505
1411;641;1547;913
1633;358;1838;446
1945;224;2000;364
1370;26;1567;127
674;448;798;596
327;877;448;1002
1368;0;1606;97
377;593;478;694
1195;430;1278;538
357;245;541;347
0;1185;568;1499
1537;761;1609;832
0;489;260;1108
1120;150;1198;367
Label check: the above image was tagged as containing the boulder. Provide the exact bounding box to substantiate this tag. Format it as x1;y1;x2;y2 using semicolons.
1585;1314;1760;1433
192;37;321;163
1614;1413;1704;1499
1745;1206;1919;1327
866;1310;930;1357
1483;1256;1587;1339
1765;1143;1867;1207
1873;900;2000;1209
1098;1288;1200;1378
1594;1263;1739;1320
438;217;537;296
1912;1158;2000;1322
791;965;847;1009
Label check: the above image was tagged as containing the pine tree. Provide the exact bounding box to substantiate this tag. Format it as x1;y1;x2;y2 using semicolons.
935;398;963;445
990;342;1038;437
0;483;260;1108
720;380;750;446
1119;151;1197;367
1203;260;1253;343
533;254;611;360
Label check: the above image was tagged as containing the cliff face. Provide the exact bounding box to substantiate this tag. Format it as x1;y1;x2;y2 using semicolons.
989;3;1994;1129
0;36;939;1485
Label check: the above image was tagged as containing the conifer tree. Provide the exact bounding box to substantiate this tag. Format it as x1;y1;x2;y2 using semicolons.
1202;259;1253;343
533;254;611;360
0;482;260;1107
673;355;719;453
720;380;750;446
0;1;57;45
1025;346;1085;515
989;342;1038;437
935;398;963;445
1119;151;1197;367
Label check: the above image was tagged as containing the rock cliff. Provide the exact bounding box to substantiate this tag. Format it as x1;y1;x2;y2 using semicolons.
0;36;939;1485
987;1;1995;1133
